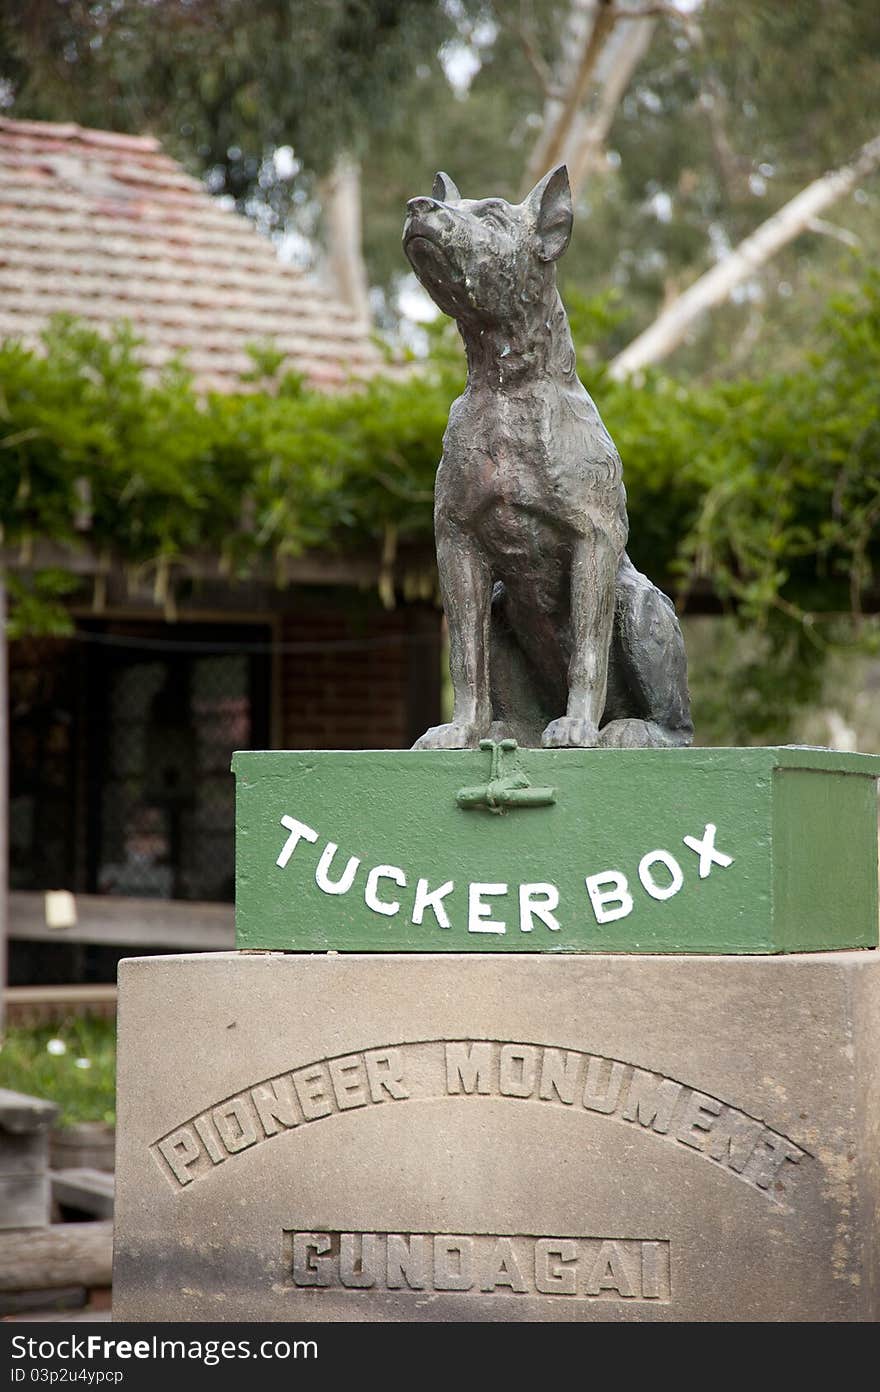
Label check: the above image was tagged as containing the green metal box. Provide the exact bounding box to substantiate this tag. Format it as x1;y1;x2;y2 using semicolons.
232;745;880;954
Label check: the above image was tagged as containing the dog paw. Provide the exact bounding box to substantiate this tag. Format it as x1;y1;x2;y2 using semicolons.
541;716;601;749
598;718;689;749
597;718;654;749
412;722;484;750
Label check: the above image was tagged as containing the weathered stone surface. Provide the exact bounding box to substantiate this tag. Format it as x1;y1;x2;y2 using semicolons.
0;1089;59;1135
51;1168;115;1220
233;746;880;953
0;1128;48;1175
0;1173;50;1231
49;1123;115;1175
113;950;880;1322
0;1090;56;1229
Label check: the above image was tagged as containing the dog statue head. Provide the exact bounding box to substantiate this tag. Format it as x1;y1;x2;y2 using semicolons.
402;165;573;329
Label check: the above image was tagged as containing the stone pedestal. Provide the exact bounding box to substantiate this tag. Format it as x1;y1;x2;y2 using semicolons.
113;950;880;1322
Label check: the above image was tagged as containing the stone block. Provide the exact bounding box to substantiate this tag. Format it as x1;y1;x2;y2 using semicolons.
232;747;880;953
0;1129;48;1176
0;1089;58;1230
0;1089;59;1135
50;1124;115;1175
0;1174;50;1231
112;950;880;1322
51;1169;115;1221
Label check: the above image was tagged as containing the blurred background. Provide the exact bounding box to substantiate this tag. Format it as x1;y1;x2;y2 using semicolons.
1;0;879;954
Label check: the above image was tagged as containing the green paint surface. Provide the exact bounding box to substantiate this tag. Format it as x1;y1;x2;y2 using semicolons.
772;767;879;952
232;746;880;955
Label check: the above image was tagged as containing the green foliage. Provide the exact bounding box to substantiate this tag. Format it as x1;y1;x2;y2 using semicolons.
1;276;878;664
579;272;880;626
685;613;829;746
669;273;880;621
0;1015;116;1127
4;570;78;638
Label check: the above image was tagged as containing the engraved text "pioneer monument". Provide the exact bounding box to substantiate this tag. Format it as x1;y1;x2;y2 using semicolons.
152;1039;805;1203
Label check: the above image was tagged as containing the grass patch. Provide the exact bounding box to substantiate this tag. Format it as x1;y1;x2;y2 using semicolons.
0;1015;116;1127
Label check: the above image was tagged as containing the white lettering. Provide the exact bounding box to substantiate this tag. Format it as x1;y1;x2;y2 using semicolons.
412;877;454;929
276;815;319;868
364;864;406;917
518;882;561;932
682;822;733;878
585;871;633;924
315;842;360;895
637;850;684;901
468;883;508;934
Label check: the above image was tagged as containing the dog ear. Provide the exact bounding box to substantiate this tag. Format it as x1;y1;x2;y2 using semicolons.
526;165;573;262
432;171;461;203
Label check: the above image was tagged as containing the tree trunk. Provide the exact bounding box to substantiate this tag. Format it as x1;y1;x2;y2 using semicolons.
0;1221;113;1291
521;0;611;194
521;0;662;196
609;131;880;379
566;11;658;194
318;155;371;328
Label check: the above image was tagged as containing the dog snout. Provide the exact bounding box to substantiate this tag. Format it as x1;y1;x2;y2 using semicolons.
406;196;440;218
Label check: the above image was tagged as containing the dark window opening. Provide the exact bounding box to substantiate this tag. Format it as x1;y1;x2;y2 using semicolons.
10;620;271;903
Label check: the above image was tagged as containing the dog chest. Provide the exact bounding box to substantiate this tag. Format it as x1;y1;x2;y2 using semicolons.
438;391;624;551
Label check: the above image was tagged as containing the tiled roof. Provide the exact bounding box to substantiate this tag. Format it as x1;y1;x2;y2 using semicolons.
0;117;381;391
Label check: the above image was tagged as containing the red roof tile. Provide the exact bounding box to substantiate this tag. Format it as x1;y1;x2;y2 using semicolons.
0;117;380;391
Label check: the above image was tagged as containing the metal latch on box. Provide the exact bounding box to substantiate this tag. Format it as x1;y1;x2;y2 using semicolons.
456;739;556;813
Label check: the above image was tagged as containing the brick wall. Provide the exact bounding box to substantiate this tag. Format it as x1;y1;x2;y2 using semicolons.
279;595;442;750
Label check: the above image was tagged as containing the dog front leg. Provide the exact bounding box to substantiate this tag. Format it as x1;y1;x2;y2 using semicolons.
412;530;492;750
541;530;617;749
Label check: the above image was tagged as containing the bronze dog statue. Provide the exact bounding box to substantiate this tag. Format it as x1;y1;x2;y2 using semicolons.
403;165;692;750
